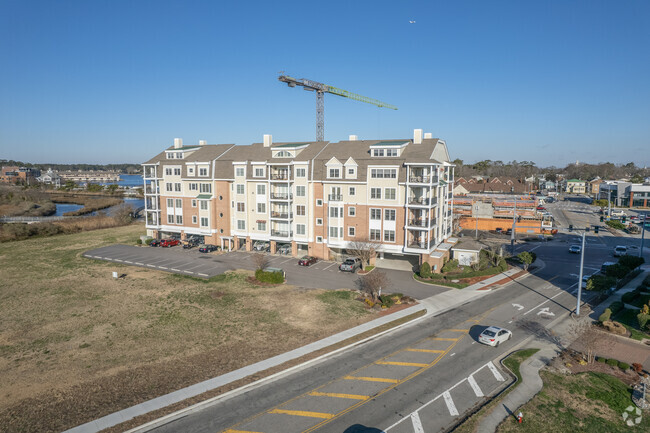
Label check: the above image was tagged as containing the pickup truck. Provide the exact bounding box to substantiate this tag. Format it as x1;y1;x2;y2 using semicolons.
339;257;362;273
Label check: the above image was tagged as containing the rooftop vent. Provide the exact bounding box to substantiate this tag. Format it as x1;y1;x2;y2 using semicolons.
424;132;433;139
413;129;423;144
349;134;358;141
199;140;207;146
173;138;183;149
263;134;272;147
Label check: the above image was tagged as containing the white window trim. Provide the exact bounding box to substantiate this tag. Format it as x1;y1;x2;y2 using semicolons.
348;226;355;237
348;206;356;217
316;218;323;226
316;236;323;243
192;215;197;224
316;199;323;206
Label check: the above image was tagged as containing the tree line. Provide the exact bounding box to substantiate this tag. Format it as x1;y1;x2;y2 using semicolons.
0;159;141;174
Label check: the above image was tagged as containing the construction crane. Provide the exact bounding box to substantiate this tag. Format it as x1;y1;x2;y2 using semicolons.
278;75;397;141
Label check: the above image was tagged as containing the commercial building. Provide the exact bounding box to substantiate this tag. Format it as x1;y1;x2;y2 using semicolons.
0;166;40;184
599;181;650;208
565;179;586;194
142;129;455;270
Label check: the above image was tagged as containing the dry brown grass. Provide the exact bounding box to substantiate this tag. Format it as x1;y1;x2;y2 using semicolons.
0;223;373;432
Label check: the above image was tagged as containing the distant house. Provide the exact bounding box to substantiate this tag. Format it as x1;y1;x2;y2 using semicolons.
454;176;529;194
588;177;603;196
566;179;586;194
37;168;62;187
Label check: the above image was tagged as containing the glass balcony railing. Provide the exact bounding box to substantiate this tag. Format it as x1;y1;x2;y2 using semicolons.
270;193;292;200
328;194;343;202
271;230;292;238
270;212;293;219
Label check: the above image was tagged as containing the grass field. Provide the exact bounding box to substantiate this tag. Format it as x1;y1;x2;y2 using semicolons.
0;223;374;432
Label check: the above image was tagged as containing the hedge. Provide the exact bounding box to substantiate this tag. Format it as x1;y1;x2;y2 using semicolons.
616;268;643;289
619;255;645;270
255;269;285;284
598;308;612;323
608;301;624;315
606;358;619;366
619;361;630;370
419;262;431;278
621;292;637;304
596;357;607;363
637;313;650;330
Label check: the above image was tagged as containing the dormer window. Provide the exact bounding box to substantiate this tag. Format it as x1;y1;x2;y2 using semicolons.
328;168;341;179
176;152;183;159
373;149;384;157
274;150;294;158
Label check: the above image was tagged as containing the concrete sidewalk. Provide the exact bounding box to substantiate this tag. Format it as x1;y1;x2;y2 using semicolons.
477;267;650;433
65;267;527;433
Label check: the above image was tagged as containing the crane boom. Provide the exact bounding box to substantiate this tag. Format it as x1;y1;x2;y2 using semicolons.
278;75;397;141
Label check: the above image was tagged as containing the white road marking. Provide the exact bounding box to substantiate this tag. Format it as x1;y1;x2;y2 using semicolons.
467;375;484;397
323;262;337;270
508;320;513;324
147;264;156;268
411;412;425;433
159;266;168;270
125;261;133;264
135;262;144;266
537;307;555;317
93;256;102;259
450;353;456;357
198;273;209;277
171;268;180;272
523;292;563;315
114;259;123;262
442;391;458;416
512;303;524;310
487;361;505;382
184;271;194;274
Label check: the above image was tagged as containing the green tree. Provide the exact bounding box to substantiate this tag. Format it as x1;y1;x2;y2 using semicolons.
517;251;534;270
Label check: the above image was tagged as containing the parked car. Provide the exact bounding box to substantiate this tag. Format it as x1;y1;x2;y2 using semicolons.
182;238;200;249
600;261;616;273
478;326;512;347
149;239;161;247
277;244;292;255
199;244;218;253
536;205;546;211
253;241;270;252
298;256;318;266
160;239;180;247
568;244;581;254
611;210;627;217
339;257;362;273
494;228;503;234
505;228;512;235
581;274;591;289
613;245;627;257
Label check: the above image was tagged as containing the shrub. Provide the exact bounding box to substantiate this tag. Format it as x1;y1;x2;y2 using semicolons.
637;313;650;330
419;262;431;278
606;358;619;367
497;257;508;272
608;301;624;315
442;259;459;273
597;357;607;363
644;275;650;286
587;274;616;292
618;361;630;370
618;255;645;270
605;263;632;279
606;220;626;230
632;363;643;373
598;309;612;323
254;269;284;284
621;292;637;304
616;268;643;289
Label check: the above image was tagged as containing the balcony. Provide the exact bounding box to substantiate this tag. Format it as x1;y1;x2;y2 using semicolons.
270;211;293;219
270;193;293;200
409;174;430;183
145;186;159;195
408;219;429;228
271;230;293;238
270;173;290;181
328;194;343;202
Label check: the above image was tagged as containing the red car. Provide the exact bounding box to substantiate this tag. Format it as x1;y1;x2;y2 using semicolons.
536;205;546;211
298;256;317;266
160;239;180;247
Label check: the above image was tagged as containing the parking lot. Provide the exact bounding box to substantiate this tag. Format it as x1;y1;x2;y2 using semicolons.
83;245;448;299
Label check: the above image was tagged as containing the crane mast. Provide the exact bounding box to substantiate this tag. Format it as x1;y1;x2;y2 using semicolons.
278;75;397;141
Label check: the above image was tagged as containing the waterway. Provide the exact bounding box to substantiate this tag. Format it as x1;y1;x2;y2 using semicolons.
101;174;143;188
53;197;144;217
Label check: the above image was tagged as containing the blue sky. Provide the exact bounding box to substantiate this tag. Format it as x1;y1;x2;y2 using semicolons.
1;0;649;166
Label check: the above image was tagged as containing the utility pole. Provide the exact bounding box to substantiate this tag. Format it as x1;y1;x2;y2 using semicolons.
576;230;587;316
641;218;646;258
475;202;479;239
608;188;612;220
511;196;517;256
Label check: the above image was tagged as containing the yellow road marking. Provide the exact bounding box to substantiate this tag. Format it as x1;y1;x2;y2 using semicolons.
268;409;333;419
224;430;262;433
376;361;429;367
343;375;399;383
406;348;445;353
308;391;369;400
430;337;458;341
448;329;469;333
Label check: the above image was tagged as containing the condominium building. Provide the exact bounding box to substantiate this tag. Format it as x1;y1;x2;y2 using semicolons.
142;129;455;270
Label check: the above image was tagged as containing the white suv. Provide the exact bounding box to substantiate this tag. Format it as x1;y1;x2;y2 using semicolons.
613;245;627;257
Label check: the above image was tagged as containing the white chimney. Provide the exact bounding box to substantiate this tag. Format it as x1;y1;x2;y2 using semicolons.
263;134;272;147
413;129;423;144
349;134;358;141
173;138;183;149
424;132;433;139
199;140;207;146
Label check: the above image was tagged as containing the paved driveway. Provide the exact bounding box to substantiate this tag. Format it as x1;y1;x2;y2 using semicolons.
83;245;448;299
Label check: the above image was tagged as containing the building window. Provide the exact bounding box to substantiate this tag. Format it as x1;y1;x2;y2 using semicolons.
316;199;323;206
349;187;355;196
296;168;306;178
167;214;174;224
188;167;195;176
370;209;381;220
386;149;398;157
165;168;172;176
166;183;172;192
257;203;266;213
329;207;340;218
257;184;266;195
348;206;356;217
174;168;181;175
174;183;181;192
296;224;306;235
296;185;305;197
236;184;245;194
348;226;355;237
254;167;264;177
237;202;245;212
176;215;183;224
296;205;305;216
235;167;244;177
385;188;396;200
347;167;356;176
200;183;211;193
370;229;381;241
316;236;323;243
200;200;208;210
189;183;198;191
328;168;340;178
176;152;182;159
199;167;208;176
192;215;197;224
237;220;245;230
370;188;381;199
329;226;340;238
167;198;173;208
384;209;396;221
372;149;384;157
316;218;323;226
257;221;266;231
166;154;174;159
201;217;209;227
371;168;396;179
384;230;395;242
175;199;182;208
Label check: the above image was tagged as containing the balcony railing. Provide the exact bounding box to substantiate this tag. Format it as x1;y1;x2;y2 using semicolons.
270;212;293;219
328;194;343;202
270;173;289;180
408;197;430;206
270;193;293;200
409;174;430;183
408;219;429;227
145;186;159;194
271;230;293;238
407;240;431;250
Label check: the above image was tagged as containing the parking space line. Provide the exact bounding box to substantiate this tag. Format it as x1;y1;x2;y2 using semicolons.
114;259;123;262
411;412;425;433
135;262;144;266
93;256;102;259
268;409;333;419
487;361;505;382
124;261;133;264
279;258;294;264
184;271;194;274
343;376;399;384
375;361;429;368
171;268;180;272
159;266;168;270
442;391;459;416
467;375;484;397
308;392;368;400
323;262;337;270
198;273;209;277
147;264;156;268
406;348;445;354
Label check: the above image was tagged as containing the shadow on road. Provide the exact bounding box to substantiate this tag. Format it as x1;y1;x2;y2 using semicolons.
343;425;383;433
469;325;490;342
516;319;565;350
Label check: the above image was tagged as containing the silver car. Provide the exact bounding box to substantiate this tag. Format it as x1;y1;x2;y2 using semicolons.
478;326;512;347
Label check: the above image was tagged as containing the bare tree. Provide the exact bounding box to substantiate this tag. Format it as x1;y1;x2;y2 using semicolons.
346;236;381;267
567;321;614;364
112;204;134;225
252;253;270;270
357;269;391;303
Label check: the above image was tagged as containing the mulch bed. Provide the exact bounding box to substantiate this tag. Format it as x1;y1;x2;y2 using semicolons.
551;352;643;386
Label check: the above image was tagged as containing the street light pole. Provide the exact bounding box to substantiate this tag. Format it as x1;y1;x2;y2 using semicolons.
640;218;646;258
608;188;612;220
511;196;517;255
475;203;479;239
576;230;587;316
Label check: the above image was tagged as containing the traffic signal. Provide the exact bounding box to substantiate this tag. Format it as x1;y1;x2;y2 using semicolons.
569;224;573;232
600;216;604;222
622;216;627;223
594;226;599;234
